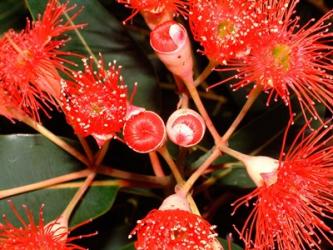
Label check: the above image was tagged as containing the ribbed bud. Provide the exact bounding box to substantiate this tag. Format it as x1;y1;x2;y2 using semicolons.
123;110;166;153
166;108;206;147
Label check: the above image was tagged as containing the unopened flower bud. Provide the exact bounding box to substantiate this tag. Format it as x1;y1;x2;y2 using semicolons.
159;193;190;211
123;110;166;153
45;215;69;243
150;21;193;81
166;108;206;147
242;156;279;187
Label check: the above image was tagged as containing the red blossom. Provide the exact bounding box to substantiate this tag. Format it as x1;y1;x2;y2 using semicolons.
61;57;128;147
0;0;83;121
0;82;25;121
117;0;188;22
0;201;87;250
210;0;333;122
232;123;333;249
129;209;220;250
189;0;262;63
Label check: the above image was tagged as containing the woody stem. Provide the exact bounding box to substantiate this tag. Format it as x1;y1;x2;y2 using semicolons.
194;60;218;87
158;145;184;184
219;144;250;162
149;151;165;177
21;116;89;166
94;140;110;166
98;166;171;187
77;135;94;164
61;171;96;222
181;147;221;195
183;76;221;143
220;87;262;143
0;169;90;199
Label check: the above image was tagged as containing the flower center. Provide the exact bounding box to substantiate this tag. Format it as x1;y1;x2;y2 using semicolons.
90;102;105;116
218;20;234;38
272;44;291;71
16;50;33;67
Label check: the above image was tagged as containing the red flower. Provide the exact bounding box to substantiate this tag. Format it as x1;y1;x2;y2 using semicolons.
189;0;262;64
0;201;87;250
0;84;25;121
130;193;222;249
130;209;220;250
117;0;188;22
0;0;82;120
211;0;333;122
61;57;128;147
232;123;333;249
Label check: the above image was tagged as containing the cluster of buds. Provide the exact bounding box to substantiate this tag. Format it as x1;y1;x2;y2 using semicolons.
124;108;206;153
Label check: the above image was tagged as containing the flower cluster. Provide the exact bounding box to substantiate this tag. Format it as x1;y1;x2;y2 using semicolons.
206;0;333;122
0;0;82;121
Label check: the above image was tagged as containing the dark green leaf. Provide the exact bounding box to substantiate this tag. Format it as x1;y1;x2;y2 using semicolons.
26;0;161;111
0;0;27;34
0;134;119;226
219;238;243;250
120;243;135;250
216;164;255;189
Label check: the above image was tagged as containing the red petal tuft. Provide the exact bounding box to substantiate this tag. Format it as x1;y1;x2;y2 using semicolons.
130;209;219;250
61;57;128;143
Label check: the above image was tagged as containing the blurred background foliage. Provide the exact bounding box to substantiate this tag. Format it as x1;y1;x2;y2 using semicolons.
0;0;332;249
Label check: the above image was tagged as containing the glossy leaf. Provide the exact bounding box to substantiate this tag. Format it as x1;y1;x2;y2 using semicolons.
0;0;26;34
0;134;119;226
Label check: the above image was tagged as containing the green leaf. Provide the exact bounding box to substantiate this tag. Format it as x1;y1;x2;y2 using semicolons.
219;238;243;250
216;164;255;189
0;134;119;226
120;243;135;250
25;0;161;111
0;0;27;34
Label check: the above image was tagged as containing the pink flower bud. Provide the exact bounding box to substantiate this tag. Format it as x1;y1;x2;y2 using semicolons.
150;21;193;81
158;193;190;211
242;156;279;187
166;108;206;147
45;215;69;243
123;110;166;153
